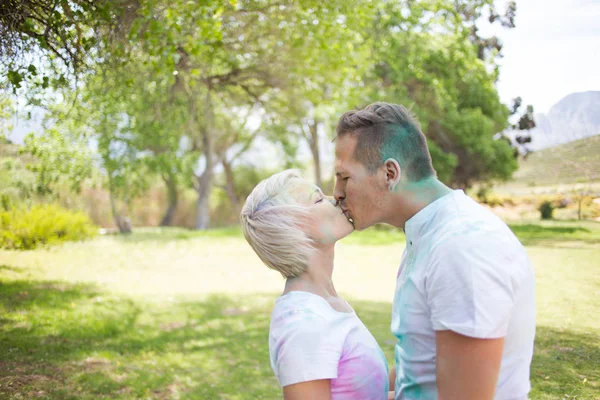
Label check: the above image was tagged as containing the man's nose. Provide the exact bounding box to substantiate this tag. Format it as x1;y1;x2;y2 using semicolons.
333;182;345;203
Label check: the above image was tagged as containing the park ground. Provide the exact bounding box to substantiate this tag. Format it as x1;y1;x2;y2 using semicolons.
1;220;599;399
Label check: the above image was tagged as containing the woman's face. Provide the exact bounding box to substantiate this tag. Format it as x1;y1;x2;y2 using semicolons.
292;179;354;245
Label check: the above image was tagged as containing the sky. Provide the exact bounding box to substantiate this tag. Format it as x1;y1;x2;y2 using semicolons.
8;0;600;145
485;0;600;114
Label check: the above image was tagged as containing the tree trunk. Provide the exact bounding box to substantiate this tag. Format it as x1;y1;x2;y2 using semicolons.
222;158;241;215
160;172;178;226
194;90;214;230
108;175;132;234
308;119;322;188
195;169;212;229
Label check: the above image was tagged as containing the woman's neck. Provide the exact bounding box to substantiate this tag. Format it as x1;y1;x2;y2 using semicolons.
283;245;338;298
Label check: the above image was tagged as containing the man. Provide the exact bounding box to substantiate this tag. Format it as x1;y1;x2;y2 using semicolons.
333;102;536;400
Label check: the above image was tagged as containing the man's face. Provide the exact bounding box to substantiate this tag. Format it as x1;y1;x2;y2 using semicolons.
334;134;388;231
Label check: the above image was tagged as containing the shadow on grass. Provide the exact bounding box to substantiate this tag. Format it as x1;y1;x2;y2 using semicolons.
0;278;276;399
0;279;101;310
1;278;598;399
104;222;600;248
529;326;600;398
508;224;600;247
0;264;25;273
108;226;243;244
102;225;408;247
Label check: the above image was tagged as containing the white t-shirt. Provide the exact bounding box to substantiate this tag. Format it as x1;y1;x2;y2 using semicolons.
392;190;536;400
269;291;389;399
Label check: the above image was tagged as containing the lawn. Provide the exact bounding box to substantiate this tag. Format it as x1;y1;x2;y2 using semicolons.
1;221;599;399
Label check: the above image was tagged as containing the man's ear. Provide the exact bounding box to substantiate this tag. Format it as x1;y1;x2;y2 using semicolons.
383;158;401;192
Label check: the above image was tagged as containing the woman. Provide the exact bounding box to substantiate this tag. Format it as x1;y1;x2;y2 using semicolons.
240;169;389;400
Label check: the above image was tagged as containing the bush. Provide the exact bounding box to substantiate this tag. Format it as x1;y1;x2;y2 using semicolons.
538;201;555;220
475;187;508;207
556;197;572;209
0;204;97;250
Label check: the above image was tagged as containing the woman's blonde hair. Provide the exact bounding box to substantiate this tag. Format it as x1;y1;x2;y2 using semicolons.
240;169;314;278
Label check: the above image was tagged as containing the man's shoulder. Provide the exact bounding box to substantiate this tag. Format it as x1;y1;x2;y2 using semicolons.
427;212;521;264
432;194;514;242
443;192;504;225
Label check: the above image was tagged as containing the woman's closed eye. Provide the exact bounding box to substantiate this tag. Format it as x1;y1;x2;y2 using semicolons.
315;197;324;204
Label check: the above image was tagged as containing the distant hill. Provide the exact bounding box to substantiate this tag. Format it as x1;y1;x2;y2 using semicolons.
524;91;600;150
496;135;600;195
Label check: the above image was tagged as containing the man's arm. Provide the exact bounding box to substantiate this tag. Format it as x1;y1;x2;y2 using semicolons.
388;367;396;399
283;379;331;400
436;330;504;400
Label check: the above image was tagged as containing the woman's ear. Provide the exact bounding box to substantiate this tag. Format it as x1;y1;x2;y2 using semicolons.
383;158;401;192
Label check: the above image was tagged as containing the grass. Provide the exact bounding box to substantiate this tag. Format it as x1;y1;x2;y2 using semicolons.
1;221;599;399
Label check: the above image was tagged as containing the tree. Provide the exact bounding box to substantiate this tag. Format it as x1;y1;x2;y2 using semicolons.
213;102;263;215
22;0;529;230
0;99;38;208
460;0;517;61
113;0;275;229
0;95;13;140
562;161;597;221
21;128;93;196
259;2;372;188
108;62;192;227
361;0;519;188
118;0;375;228
511;98;536;157
0;0;137;94
42;65;160;233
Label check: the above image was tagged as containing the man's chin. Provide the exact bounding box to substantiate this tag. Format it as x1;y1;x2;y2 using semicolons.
349;221;364;231
352;219;377;232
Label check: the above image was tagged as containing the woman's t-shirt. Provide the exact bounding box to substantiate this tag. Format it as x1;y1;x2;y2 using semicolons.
269;291;389;399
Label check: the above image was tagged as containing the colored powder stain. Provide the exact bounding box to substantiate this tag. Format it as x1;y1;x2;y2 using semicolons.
379;125;425;180
404;384;426;399
393;241;428;398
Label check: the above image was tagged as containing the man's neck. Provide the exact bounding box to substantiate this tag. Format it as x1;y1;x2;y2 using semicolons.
387;177;453;229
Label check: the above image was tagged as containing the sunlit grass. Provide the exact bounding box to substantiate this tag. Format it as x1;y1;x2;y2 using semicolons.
0;221;599;399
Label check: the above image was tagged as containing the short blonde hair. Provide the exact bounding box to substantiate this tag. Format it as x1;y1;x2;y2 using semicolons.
240;169;314;278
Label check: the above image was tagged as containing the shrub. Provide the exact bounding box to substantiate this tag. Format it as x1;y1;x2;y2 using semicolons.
538;200;555;220
1;194;11;211
475;187;507;207
486;194;506;207
0;204;97;250
556;197;572;209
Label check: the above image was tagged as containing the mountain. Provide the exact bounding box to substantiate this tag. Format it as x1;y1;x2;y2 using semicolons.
525;91;600;150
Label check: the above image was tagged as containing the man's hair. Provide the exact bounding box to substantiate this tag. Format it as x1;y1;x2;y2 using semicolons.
336;102;436;181
240;169;314;279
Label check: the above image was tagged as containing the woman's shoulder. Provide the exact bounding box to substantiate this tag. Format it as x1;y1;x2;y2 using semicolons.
272;291;328;318
270;291;352;331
